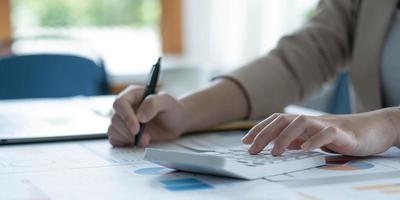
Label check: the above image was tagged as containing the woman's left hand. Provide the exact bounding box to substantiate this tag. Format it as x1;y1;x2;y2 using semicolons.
242;107;400;156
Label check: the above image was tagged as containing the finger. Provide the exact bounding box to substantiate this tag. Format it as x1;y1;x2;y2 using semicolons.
138;132;151;147
287;138;305;150
113;99;139;135
110;124;134;145
303;126;357;153
136;93;175;123
116;86;146;112
301;126;337;151
108;126;133;147
110;114;135;142
117;85;145;105
242;113;280;144
272;115;322;156
248;114;295;154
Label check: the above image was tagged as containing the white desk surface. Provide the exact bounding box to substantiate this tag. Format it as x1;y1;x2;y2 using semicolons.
1;131;400;200
1;97;400;199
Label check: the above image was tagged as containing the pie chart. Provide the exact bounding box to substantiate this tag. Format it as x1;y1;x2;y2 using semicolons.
319;156;374;171
134;166;175;175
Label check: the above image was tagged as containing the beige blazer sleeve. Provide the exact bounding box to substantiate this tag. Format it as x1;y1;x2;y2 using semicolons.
225;0;360;119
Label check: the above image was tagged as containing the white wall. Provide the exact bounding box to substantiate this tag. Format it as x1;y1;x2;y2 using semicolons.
182;0;319;71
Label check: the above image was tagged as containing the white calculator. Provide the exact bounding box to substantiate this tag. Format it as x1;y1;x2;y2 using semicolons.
144;147;325;180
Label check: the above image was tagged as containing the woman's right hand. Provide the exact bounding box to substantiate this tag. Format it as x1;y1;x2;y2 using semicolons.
107;85;188;147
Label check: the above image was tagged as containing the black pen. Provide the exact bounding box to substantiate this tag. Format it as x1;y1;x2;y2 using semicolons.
134;57;161;146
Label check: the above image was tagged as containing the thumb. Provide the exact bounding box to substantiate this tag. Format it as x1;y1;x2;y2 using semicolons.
136;94;170;123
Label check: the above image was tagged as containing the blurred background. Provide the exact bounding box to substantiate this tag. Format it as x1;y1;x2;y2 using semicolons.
1;0;349;113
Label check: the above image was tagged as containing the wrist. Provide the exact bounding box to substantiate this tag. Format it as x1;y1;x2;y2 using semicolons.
177;97;198;134
383;107;400;146
176;79;249;134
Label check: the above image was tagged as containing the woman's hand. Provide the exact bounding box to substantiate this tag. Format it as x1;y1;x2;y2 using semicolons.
108;86;188;147
242;107;400;156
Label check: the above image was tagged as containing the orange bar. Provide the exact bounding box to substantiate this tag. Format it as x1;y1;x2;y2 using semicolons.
355;184;399;191
0;0;11;41
161;0;183;54
382;189;400;194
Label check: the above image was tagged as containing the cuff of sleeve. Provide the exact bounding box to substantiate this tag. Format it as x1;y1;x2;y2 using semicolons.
211;76;252;120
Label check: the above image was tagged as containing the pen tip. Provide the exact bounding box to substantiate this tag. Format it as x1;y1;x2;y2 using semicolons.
157;57;162;64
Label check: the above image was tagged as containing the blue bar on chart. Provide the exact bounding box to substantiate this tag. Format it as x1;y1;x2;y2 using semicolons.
160;178;214;192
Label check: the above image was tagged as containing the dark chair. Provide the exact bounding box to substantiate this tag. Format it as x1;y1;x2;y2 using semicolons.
0;54;109;99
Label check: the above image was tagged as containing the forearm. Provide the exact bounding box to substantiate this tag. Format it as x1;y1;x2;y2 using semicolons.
386;106;400;146
179;79;248;133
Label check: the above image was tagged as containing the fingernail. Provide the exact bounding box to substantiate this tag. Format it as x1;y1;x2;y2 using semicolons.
128;124;139;136
249;144;257;154
241;136;249;143
271;144;280;155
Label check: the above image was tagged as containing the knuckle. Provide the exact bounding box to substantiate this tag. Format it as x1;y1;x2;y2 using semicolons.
325;126;339;137
111;115;119;124
326;126;337;133
144;96;156;109
249;127;260;135
296;115;308;124
252;122;265;132
112;98;123;110
159;93;173;100
276;115;290;124
258;128;270;137
271;113;281;118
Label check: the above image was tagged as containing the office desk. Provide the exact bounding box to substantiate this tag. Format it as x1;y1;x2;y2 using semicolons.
2;132;400;200
1;97;400;200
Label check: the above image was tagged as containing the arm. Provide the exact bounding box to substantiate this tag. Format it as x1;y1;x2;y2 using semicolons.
228;0;360;119
177;0;361;133
179;79;249;133
390;107;400;146
108;0;361;147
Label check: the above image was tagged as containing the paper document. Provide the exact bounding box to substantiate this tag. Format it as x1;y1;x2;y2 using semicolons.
292;177;400;200
0;163;286;200
267;147;400;181
0;137;287;200
0;96;114;143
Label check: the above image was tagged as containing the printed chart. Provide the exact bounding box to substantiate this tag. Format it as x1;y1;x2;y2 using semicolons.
134;166;175;175
267;154;400;181
296;178;400;200
319;156;374;171
160;178;214;191
133;166;214;192
354;182;400;195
